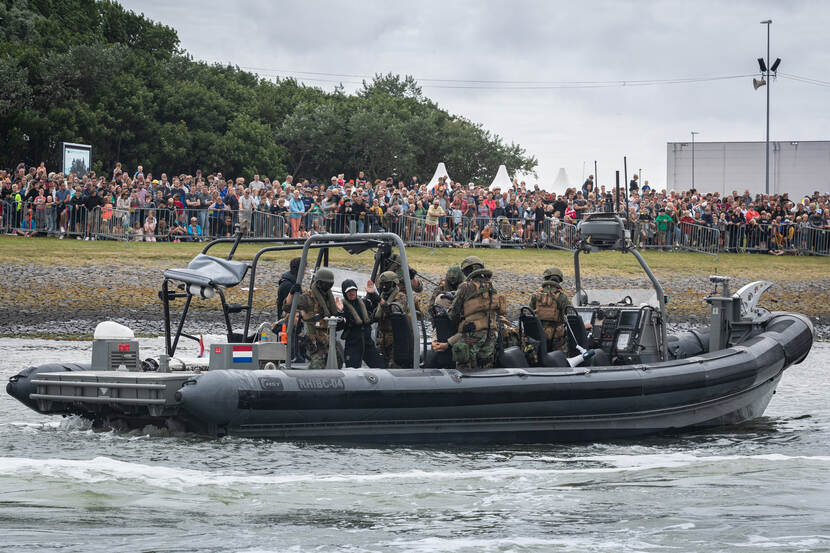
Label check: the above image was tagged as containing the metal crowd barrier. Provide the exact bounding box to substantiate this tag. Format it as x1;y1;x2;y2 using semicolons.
2;200;90;238
83;206;286;242
626;220;720;256
2;198;827;256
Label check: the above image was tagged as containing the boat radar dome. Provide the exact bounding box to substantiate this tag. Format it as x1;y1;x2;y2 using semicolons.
93;321;135;340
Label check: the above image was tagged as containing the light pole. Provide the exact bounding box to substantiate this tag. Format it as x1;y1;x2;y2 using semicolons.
690;131;699;189
756;20;781;195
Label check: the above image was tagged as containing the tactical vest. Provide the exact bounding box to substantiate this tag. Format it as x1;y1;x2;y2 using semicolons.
534;285;564;323
300;287;337;341
461;279;505;332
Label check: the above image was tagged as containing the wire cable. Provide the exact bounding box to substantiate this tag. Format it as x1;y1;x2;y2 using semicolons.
198;59;755;90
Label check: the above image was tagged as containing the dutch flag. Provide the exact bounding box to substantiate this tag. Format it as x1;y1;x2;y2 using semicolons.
232;345;253;363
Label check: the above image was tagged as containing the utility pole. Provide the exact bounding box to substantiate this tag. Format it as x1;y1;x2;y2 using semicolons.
690;131;699;189
761;19;772;196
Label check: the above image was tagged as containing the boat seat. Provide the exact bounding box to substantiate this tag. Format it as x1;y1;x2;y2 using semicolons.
498;346;528;368
541;350;569;368
590;349;610;367
519;307;547;362
164;254;250;288
566;313;589;354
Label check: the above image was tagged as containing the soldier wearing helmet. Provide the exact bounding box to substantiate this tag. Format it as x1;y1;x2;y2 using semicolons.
373;270;411;367
447;256;505;370
381;252;423;293
428;265;464;357
530;266;570;353
295;267;343;369
427;265;463;313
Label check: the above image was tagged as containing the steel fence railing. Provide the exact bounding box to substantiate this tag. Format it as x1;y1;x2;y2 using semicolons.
3;199;828;256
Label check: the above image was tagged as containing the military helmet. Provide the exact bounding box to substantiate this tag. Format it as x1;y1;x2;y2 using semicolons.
387;253;401;269
377;270;399;294
377;270;399;286
313;268;335;284
543;266;563;282
445;265;463;287
460;255;484;276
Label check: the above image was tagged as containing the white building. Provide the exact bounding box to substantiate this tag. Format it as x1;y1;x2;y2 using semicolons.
666;140;830;198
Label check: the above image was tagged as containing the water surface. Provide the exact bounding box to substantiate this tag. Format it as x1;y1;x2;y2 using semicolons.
1;338;828;552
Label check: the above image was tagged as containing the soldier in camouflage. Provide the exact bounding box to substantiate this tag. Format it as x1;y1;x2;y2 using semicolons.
382;252;423;293
530;266;571;353
447;256;505;370
427;265;463;313
295;268;343;369
428;266;463;360
373;270;411;368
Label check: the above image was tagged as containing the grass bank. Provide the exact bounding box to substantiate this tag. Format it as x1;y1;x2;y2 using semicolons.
1;236;826;281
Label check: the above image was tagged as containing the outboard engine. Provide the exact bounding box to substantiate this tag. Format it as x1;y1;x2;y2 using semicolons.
91;321;139;371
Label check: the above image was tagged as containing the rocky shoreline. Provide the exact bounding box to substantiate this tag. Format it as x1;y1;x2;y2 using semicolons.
2;259;828;340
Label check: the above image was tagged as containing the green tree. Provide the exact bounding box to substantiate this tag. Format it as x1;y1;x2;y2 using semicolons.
0;0;536;182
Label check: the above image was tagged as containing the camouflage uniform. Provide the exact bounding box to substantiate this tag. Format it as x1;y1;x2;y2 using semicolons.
383;253;424;293
374;272;411;368
427;265;463;314
296;270;342;369
448;258;504;370
530;280;570;353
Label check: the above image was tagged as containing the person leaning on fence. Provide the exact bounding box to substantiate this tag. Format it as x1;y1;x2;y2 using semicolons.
169;212;188;242
14;210;36;237
143;210;157;241
186;217;202;241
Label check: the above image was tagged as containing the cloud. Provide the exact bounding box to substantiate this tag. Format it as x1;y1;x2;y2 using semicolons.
121;0;830;191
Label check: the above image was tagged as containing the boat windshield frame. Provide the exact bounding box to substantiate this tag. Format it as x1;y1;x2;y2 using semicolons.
160;233;417;361
573;237;668;360
285;232;420;369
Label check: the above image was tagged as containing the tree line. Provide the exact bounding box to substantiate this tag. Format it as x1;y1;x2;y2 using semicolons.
0;0;537;184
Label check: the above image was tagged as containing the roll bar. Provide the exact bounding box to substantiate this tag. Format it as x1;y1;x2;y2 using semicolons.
573;244;668;361
286;233;421;370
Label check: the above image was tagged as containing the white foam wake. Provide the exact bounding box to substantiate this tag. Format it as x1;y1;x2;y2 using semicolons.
0;453;828;491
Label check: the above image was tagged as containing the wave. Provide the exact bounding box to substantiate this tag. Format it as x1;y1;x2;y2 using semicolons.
0;453;828;491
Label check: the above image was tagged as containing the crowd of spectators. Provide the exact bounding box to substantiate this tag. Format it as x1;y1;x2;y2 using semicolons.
1;161;828;254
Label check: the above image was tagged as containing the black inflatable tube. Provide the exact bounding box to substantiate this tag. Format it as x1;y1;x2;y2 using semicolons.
6;363;90;413
176;312;813;438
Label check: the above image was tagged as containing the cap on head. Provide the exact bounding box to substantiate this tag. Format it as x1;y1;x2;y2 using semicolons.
543;266;563;282
341;279;358;295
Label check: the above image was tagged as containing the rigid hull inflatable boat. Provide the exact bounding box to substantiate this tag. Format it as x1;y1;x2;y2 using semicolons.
7;214;814;443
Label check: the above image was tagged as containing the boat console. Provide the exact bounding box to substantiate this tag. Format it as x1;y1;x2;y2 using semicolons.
572;213;668;364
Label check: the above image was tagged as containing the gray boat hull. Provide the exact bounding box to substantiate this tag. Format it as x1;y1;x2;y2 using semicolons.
6;313;813;443
175;313;811;442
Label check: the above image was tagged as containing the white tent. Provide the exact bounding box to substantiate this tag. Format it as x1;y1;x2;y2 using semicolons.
553;167;570;192
489;164;513;190
426;162;452;192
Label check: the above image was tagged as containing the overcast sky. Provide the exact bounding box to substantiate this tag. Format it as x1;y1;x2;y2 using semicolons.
121;0;830;191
